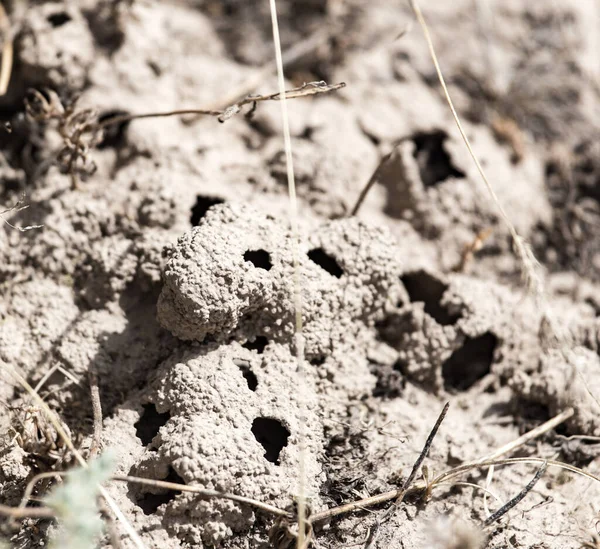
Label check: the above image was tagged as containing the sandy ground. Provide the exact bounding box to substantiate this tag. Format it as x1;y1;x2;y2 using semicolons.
1;1;600;548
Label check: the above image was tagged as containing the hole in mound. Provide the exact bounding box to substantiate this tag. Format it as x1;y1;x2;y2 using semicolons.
442;332;497;391
135;466;183;515
244;250;272;271
252;418;290;465
310;355;326;366
134;404;171;446
412;130;466;187
234;360;258;391
242;336;268;354
190;195;225;226
371;359;406;398
96;110;130;149
308;248;343;278
401;270;460;325
47;12;71;27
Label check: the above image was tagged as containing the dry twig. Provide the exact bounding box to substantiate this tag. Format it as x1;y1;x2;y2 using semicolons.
453;227;494;273
476;407;574;464
0;503;54;520
87;364;103;461
311;402;450;524
112;475;289;517
1;362;147;549
483;462;547;526
408;0;543;302
25;81;344;188
0;195;43;232
0;2;13;96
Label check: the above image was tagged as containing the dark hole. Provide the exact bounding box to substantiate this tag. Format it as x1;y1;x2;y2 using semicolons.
401;270;460;325
244;250;272;271
134;404;171;446
442;332;497;391
190;195;225;226
47;12;71;27
412;130;466;187
242;336;268;354
308;248;343;278
371;359;406;399
234;360;258;391
309;356;326;366
251;418;290;465
135;466;183;515
242;368;258;391
96;110;130;149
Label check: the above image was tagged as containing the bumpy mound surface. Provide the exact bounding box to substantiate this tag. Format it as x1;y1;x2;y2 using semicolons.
157;203;402;360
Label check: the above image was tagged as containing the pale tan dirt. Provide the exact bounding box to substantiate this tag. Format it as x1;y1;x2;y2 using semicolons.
1;1;600;548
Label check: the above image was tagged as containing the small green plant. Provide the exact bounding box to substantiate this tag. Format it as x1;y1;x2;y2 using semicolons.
44;452;115;549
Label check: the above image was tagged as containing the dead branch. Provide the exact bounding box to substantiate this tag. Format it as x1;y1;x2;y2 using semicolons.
349;152;389;217
311;402;450;524
453;227;494;273
111;475;290;518
0;195;43;232
88;363;103;461
95;81;346;128
0;2;13;96
25;81;345;188
0;503;54;519
483;462;547;526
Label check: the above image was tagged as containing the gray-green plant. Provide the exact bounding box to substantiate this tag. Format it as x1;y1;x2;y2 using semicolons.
44;452;115;549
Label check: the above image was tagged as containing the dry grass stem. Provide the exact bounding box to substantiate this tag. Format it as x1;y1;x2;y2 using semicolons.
350;155;386;216
200;27;332;114
408;0;543;302
0;362;148;549
0;503;55;519
454;227;494;273
395;402;450;502
96;81;345;129
0;195;43;232
312;402;450;523
0;2;13;96
267;1;308;549
483;462;547;526
26;81;343;189
112;475;289;517
88;364;103;461
476;407;574;463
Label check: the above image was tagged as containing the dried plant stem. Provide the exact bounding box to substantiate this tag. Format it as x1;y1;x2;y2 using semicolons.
0;503;54;519
0;362;147;549
394;402;449;503
311;486;413;523
18;471;289;518
267;1;308;548
202;27;332;113
19;471;64;510
0;197;43;232
112;476;289;517
0;2;13;96
408;0;542;300
312;402;450;523
350;158;384;216
88;363;103;461
431;457;600;487
95;81;345;130
483;462;547;526
95;109;221;130
476;407;574;464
